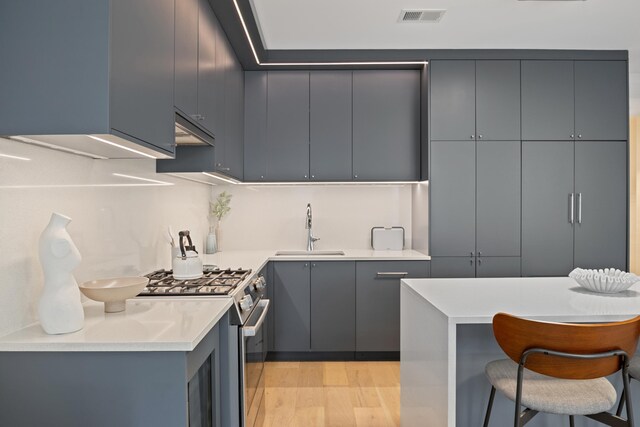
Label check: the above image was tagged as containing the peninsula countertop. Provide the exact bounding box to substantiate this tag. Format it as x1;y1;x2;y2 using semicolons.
0;298;233;352
402;276;640;324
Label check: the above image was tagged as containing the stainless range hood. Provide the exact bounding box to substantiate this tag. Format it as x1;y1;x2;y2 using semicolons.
156;114;237;185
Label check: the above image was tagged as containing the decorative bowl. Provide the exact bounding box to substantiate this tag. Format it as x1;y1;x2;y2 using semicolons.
569;268;640;294
79;277;149;313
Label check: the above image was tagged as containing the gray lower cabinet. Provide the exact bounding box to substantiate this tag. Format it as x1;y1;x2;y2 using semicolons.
0;318;224;427
575;61;628;141
476;257;521;278
522;141;576;276
574;141;627;270
273;262;311;352
352;70;421;181
244;71;268;181
521;61;575;141
476;140;521;257
355;261;430;353
310;262;356;352
430;257;476;278
266;72;310;181
310;71;353;181
430;140;476;256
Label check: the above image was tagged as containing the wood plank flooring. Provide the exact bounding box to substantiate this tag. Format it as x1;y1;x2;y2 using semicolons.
260;361;400;427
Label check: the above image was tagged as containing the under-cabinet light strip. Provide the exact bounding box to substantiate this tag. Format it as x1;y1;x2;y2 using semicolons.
0;153;31;161
202;172;242;184
87;135;157;159
232;0;428;67
112;173;173;185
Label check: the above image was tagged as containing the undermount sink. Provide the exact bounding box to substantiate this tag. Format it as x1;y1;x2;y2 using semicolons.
275;250;345;256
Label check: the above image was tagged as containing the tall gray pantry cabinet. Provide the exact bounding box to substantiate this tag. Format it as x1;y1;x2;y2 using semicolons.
430;60;522;278
429;58;628;277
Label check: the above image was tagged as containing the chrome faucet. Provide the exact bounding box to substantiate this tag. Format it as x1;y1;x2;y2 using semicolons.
305;203;320;251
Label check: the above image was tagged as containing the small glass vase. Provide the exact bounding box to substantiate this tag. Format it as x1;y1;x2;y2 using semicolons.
205;225;218;254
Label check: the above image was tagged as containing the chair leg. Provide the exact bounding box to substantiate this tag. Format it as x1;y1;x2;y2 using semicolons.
569;415;575;427
617;388;626;417
483;386;496;427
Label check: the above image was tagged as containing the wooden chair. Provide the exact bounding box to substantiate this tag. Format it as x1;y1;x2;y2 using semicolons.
483;313;640;427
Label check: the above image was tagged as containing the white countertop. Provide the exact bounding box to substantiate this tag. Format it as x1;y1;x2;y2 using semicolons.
0;298;233;352
402;277;640;324
203;248;430;277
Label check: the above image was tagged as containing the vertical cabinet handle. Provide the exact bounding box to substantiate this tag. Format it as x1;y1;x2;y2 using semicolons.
577;193;582;224
569;193;575;224
478;258;482;266
470;258;474;266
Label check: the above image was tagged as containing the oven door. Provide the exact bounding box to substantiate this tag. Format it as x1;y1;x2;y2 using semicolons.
240;299;269;427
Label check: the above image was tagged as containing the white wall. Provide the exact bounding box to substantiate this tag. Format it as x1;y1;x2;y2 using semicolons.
0;138;210;336
211;183;414;251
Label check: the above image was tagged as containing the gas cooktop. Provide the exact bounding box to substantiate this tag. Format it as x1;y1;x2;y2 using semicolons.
139;267;252;296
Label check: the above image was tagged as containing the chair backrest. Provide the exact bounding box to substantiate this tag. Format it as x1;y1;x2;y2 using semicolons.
493;313;640;379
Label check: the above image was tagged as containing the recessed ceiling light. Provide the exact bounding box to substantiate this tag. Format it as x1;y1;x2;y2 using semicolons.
398;9;446;23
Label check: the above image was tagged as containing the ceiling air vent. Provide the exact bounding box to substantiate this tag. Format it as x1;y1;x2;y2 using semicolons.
398;9;446;23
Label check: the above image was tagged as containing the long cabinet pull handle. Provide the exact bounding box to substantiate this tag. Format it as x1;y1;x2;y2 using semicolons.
569;193;575;224
376;272;409;277
577;193;582;224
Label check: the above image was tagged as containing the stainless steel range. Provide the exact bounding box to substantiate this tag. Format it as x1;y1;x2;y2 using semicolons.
139;266;269;427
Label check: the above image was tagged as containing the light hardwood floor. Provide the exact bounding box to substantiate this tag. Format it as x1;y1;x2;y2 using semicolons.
260;361;400;427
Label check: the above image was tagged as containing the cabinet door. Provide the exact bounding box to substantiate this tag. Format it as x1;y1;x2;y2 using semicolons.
266;72;310;181
476;61;521;141
522;141;575;276
476;141;521;257
430;257;476;278
244;71;267;181
224;55;244;180
197;0;220;136
273;262;310;352
213;18;230;170
476;257;521;278
174;0;199;118
430;61;476;141
110;0;175;153
353;70;420;181
575;61;628;141
521;61;574;141
310;262;356;352
430;140;476;256
356;261;430;352
574;141;627;270
310;71;352;181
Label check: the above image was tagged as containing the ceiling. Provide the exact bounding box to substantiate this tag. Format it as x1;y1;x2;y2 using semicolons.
249;0;640;114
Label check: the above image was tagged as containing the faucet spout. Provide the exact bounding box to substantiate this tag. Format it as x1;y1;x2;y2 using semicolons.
305;203;319;251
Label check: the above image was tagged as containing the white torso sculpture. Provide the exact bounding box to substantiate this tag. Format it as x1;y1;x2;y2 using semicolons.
38;213;84;334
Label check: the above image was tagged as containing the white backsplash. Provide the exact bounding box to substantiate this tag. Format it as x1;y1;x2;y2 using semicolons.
0;138;210;337
210;183;415;251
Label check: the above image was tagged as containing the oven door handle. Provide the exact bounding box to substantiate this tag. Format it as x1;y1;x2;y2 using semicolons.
242;299;270;337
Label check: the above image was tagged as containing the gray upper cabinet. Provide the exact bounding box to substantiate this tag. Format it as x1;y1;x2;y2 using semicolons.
352;70;421;181
476;141;521;257
574;141;627;270
310;262;356;352
522;141;575;276
575;61;628;141
197;0;220;136
521;61;575;141
475;61;521;141
356;261;430;353
310;71;353;181
430;140;476;257
266;72;310;181
2;0;176;156
174;0;199;119
244;72;268;181
430;61;476;141
273;262;311;352
222;51;245;180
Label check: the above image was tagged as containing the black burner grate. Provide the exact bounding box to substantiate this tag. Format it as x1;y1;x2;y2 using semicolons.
139;268;252;296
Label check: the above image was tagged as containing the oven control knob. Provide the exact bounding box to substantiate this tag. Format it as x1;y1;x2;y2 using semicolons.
239;295;254;312
253;276;266;291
